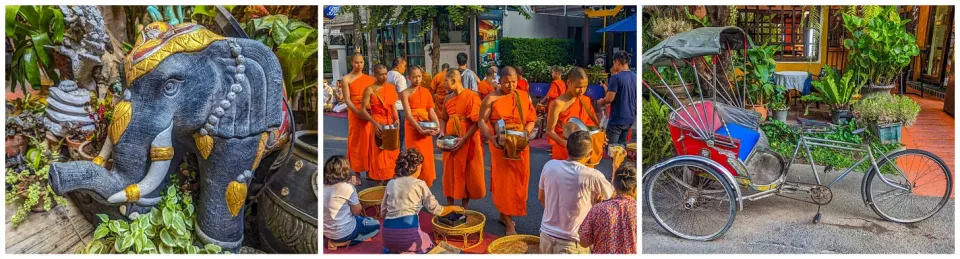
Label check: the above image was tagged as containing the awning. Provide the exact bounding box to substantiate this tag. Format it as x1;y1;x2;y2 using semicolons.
597;14;636;32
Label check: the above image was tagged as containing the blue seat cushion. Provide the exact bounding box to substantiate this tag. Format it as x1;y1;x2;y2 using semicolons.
715;122;760;161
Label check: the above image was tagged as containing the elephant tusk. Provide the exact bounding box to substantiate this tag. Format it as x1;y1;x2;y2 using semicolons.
107;123;174;203
92;138;114;166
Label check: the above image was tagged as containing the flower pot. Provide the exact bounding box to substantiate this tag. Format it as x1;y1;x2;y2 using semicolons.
862;83;895;97
6;134;28;157
651;84;695;106
831;108;854;125
78;140;97;161
773;109;788;122
871;122;903;144
65;134;90;161
746;104;767;121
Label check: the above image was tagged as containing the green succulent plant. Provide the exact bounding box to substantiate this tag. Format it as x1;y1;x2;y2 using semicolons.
852;94;921;126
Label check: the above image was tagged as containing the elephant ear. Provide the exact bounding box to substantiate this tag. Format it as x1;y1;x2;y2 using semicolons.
206;39;286;138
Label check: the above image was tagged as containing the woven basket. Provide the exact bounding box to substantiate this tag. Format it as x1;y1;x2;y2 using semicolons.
357;186;385;207
487;235;540;254
432;210;486;249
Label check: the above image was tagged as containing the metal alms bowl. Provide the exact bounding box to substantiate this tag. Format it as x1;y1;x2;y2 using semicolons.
563;117;602;138
437;135;459;151
419;121;439;130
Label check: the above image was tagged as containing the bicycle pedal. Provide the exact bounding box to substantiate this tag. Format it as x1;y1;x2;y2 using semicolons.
812;212;822;224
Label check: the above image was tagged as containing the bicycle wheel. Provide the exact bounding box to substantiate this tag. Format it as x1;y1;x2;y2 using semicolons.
644;158;737;241
865;149;953;223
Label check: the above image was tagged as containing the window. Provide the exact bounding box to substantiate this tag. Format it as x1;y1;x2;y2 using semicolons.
736;6;822;62
377;22;426;69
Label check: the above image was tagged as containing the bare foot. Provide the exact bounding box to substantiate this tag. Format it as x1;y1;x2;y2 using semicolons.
505;222;517;236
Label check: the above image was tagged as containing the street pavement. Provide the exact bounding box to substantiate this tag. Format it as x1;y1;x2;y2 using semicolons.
642;164;955;254
322;114;622;237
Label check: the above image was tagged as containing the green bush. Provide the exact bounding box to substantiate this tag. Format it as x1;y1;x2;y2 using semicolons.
501;37;574;69
852;94;921;126
642;97;674;166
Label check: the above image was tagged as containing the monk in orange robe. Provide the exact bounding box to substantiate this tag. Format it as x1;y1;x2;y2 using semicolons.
438;68;486;209
360;64;401;184
516;66;531;93
479;66;537;235
432;63;451;107
339;54;374;178
545;67;601;161
542;66;567;105
401;65;441;186
477;66;498;100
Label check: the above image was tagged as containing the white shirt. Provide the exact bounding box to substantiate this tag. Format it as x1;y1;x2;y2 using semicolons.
380;176;444;219
323;182;359;240
387;70;408;111
538;160;614;242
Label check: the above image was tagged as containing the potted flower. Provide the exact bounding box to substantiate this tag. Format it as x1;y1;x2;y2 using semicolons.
6;136;68;227
852;94;921;144
842;6;920;96
802;65;863;124
744;43;783;121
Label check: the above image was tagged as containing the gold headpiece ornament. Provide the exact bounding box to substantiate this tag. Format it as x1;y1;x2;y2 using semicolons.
124;22;225;86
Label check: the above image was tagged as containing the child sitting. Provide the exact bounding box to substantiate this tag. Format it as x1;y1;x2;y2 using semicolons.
380;148;463;253
323;155;381;246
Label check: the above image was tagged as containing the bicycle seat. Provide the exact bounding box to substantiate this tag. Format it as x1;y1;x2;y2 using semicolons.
796;118;835;132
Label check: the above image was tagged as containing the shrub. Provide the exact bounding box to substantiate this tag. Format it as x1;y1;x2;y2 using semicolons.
852;94;921;126
641;97;674;166
501;37;574;68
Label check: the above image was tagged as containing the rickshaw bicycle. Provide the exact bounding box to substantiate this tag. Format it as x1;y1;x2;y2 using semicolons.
641;27;953;241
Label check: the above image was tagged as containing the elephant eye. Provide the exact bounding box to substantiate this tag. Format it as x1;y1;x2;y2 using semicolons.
163;78;182;97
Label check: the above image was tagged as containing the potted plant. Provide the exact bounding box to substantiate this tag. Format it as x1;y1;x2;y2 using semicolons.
62;122;92;161
744;43;783;121
769;98;789;122
642;65;698;105
842;6;920;96
5;137;68;227
802;65;863;124
852;94;921;144
5;95;47;157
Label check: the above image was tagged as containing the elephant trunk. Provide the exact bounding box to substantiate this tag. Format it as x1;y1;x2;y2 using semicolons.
107;123;173;204
49;122;174;206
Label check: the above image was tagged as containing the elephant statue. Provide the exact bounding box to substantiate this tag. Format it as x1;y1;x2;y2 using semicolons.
48;22;294;252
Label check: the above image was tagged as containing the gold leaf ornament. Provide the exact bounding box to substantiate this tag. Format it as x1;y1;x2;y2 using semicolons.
109;101;132;144
225;181;248;217
193;133;214;160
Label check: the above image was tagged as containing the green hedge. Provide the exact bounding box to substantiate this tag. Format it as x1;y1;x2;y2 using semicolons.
500;37;574;68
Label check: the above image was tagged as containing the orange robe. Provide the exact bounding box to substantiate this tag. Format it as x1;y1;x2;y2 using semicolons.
549;95;599;160
404;87;437;186
347;75;374;172
431;71;447;107
369;84;400;181
442;90;486;200
477;80;496;100
517;78;530;93
545;79;566;102
487;91;537;216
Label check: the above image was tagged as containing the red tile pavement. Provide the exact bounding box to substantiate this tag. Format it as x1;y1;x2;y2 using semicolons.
900;95;954;197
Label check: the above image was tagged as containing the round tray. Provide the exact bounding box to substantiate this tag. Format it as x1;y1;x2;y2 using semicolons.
487;234;540;254
431;210;486;249
357;186;385;207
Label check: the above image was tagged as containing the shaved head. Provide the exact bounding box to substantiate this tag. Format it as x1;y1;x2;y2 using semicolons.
565;67;588;82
